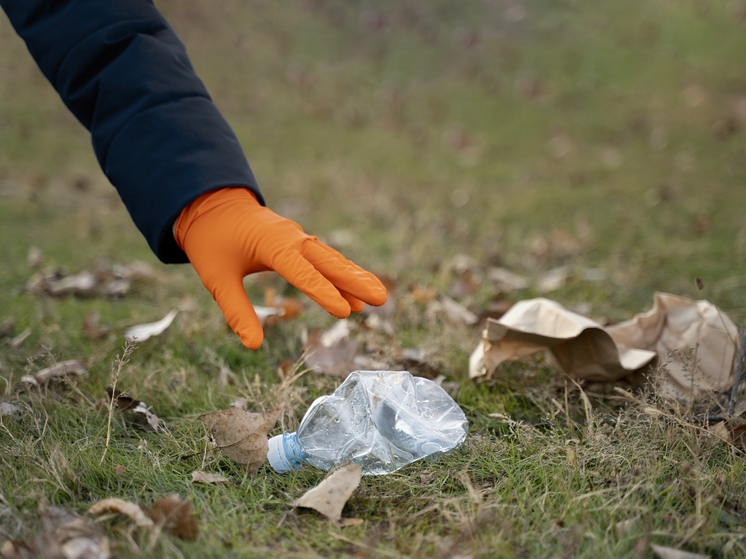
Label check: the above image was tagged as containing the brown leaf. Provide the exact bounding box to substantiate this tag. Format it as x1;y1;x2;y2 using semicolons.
396;348;440;380
535;266;571;293
427;296;478;325
191;471;229;484
199;403;284;473
303;321;359;376
262;287;303;325
105;387;140;411
87;498;153;527
106;387;169;433
731;424;746;449
4;506;110;559
24;262;155;300
650;543;710;559
488;267;529;293
410;284;438;304
47;271;99;297
112;261;156;281
708;421;732;443
293;463;362;525
143;495;198;541
733;399;746;417
476;300;515;325
447;271;480;298
21;360;85;386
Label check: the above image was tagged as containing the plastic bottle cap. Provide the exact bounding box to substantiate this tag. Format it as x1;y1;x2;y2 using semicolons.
267;434;292;473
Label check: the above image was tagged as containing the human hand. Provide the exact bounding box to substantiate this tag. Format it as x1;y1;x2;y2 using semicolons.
174;188;387;349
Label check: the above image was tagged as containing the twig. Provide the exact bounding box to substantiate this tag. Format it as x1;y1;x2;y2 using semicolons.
100;341;137;465
728;329;745;416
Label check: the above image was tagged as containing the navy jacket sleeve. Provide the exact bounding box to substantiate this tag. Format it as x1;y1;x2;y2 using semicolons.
0;0;265;263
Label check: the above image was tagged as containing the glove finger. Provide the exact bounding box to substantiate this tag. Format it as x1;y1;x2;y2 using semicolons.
338;289;365;313
208;275;265;349
273;250;352;318
301;240;387;306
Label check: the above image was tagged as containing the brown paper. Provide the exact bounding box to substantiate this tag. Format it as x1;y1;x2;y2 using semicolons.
469;293;737;400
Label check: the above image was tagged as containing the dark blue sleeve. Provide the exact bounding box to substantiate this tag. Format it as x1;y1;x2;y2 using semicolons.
0;0;265;263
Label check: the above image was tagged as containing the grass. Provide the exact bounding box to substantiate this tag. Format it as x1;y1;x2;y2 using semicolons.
2;0;746;556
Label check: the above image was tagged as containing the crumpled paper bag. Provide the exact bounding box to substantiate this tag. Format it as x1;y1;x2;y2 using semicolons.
469;292;738;399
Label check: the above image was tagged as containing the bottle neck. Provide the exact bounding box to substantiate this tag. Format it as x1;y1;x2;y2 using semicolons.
282;431;306;470
268;431;306;473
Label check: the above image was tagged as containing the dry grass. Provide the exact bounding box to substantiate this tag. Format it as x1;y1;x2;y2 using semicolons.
3;0;746;557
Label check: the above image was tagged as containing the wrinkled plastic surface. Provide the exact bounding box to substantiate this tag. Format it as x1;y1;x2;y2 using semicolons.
292;370;469;475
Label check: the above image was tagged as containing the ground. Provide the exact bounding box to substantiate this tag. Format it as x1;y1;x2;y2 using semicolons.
1;0;746;557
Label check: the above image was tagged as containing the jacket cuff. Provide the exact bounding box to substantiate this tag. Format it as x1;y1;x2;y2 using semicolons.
104;95;265;263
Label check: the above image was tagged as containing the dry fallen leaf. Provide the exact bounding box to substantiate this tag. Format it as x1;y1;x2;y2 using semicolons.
21;360;86;386
293;463;362;525
199;403;284;473
105;386;140;411
3;506;111;559
124;310;178;342
106;387;170;433
733;399;746;417
707;421;732;443
650;543;710;559
730;424;746;449
428;296;479;326
488;267;529;293
191;471;229;484
303;321;360;376
87;498;154;527
447;271;481;298
47;271;99;297
262;287;303;325
111;260;156;281
25;261;156;301
535;266;571;293
143;495;198;541
476;300;515;325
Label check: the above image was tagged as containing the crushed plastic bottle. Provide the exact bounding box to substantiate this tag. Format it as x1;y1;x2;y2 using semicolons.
268;370;469;475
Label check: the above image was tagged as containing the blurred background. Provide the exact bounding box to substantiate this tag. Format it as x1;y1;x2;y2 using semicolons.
2;0;746;321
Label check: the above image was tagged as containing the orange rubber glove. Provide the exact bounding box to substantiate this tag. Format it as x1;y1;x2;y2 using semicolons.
174;187;387;349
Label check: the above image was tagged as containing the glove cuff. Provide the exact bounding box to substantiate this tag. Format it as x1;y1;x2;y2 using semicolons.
174;187;260;251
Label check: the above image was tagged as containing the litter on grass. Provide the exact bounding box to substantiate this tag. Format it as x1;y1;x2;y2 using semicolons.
469;292;738;400
21;359;86;387
124;310;178;342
